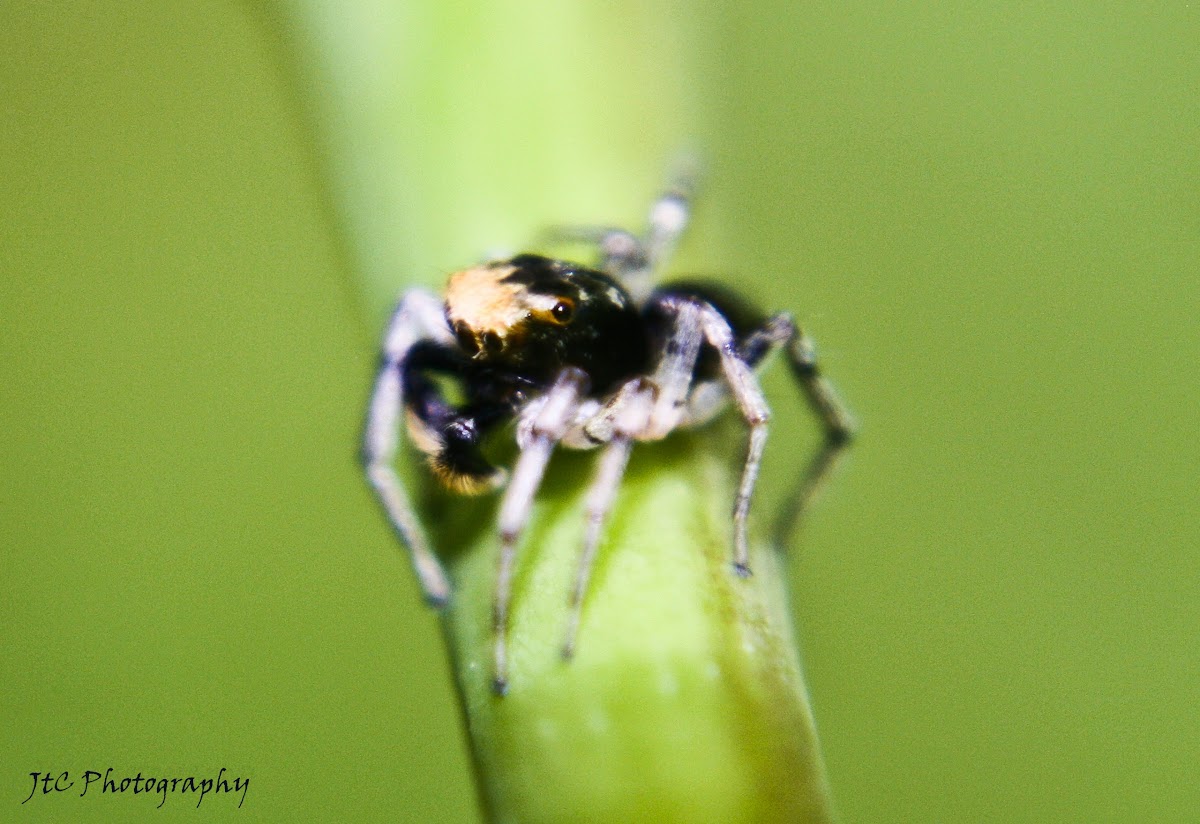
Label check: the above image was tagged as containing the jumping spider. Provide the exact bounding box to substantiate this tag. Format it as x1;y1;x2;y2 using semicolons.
363;180;854;695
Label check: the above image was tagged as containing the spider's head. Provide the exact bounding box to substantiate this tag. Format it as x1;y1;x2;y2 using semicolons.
444;254;644;386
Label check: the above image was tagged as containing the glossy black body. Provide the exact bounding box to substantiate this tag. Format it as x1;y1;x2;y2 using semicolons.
496;254;650;389
403;254;770;488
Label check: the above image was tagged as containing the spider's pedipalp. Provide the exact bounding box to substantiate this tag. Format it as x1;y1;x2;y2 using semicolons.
399;340;509;494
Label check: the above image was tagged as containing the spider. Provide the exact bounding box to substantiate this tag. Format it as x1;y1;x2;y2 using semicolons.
363;178;854;695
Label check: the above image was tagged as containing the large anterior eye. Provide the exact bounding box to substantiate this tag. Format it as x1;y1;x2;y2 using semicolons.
480;330;503;355
454;322;479;355
550;298;575;324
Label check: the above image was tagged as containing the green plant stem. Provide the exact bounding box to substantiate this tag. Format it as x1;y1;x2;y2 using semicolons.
431;432;833;823
272;2;834;821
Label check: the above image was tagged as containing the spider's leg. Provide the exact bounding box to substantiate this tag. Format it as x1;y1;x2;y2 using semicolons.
363;289;456;606
538;224;647;279
558;297;703;656
773;325;856;548
492;368;589;696
692;302;776;578
678;310;855;554
678;312;795;426
645;296;706;438
561;379;655;660
642;177;694;276
617;174;697;302
541;166;698;300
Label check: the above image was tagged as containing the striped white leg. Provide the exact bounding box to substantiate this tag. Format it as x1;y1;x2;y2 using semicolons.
677;312;854;551
561;380;655;660
539;165;697;301
492;368;589;695
642;181;693;271
620;171;696;302
560;292;706;658
695;303;774;577
538;224;645;275
645;297;705;439
363;289;455;606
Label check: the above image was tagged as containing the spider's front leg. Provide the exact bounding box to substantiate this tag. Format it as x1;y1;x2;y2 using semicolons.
491;367;590;696
559;378;657;660
558;299;707;659
362;289;457;605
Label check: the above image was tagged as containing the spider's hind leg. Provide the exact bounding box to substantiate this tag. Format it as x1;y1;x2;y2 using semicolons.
689;302;776;577
773;326;856;548
670;299;855;576
540;168;698;299
536;224;647;279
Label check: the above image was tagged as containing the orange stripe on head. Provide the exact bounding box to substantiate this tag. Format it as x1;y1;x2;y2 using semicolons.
444;265;528;358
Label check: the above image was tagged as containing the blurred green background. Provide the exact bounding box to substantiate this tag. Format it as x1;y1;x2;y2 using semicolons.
2;3;1196;822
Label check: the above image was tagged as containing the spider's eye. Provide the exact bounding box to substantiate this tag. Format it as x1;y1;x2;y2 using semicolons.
550;299;575;324
480;330;503;355
454;323;479;355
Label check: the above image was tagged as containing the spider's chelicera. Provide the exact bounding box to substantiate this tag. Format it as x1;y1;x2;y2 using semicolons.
363;180;854;695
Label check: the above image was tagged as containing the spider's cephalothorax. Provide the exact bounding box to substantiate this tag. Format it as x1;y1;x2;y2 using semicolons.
444;254;648;390
363;181;855;695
